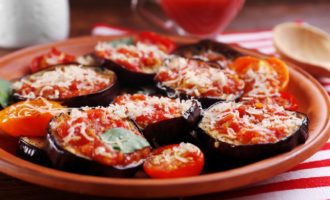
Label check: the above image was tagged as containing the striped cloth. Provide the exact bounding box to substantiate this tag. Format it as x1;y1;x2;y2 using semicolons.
92;24;330;200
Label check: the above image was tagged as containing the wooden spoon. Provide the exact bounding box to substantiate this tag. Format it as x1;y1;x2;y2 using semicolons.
273;22;330;77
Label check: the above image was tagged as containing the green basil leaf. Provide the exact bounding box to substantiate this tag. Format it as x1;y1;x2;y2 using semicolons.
109;37;134;48
0;79;11;108
100;127;150;154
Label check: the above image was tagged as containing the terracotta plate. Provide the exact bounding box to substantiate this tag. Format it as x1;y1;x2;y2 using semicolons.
0;36;329;198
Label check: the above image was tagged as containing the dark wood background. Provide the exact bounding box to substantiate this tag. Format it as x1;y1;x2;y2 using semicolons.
0;0;329;199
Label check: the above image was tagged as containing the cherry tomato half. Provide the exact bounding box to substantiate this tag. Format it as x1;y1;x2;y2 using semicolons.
0;98;63;137
137;31;176;53
143;143;204;179
30;47;76;73
231;56;289;91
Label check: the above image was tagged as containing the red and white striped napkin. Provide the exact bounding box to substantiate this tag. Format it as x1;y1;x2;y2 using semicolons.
92;24;330;200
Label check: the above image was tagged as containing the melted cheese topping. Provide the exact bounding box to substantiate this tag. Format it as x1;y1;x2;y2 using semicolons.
95;41;168;73
199;101;305;145
113;94;198;129
155;56;244;100
13;65;113;100
243;61;281;97
149;143;202;165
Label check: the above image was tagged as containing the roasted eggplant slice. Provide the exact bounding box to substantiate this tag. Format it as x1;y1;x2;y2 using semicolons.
12;64;119;107
174;40;243;68
47;106;151;177
194;101;309;161
17;137;50;165
154;56;245;108
95;36;171;86
113;94;202;147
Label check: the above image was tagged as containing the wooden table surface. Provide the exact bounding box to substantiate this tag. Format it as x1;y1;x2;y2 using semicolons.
0;0;329;199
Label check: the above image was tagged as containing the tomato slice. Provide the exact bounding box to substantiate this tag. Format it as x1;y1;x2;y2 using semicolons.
0;98;63;137
143;143;204;179
137;31;175;53
30;47;76;73
230;56;259;73
266;57;289;90
231;56;289;91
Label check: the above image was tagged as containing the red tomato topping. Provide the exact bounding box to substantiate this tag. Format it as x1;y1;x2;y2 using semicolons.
30;47;76;73
242;92;299;111
137;31;175;53
113;94;190;129
143;143;204;178
276;92;299;111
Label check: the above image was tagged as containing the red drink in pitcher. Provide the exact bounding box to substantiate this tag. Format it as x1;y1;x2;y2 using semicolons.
160;0;245;36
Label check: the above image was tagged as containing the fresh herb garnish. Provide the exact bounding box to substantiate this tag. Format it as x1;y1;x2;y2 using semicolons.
0;79;11;108
100;127;149;154
109;37;134;48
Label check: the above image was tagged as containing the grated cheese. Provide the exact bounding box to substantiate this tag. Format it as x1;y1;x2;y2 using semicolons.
95;41;168;73
13;65;112;100
199;101;305;145
243;62;281;97
155;56;244;100
113;94;199;129
150;142;201;165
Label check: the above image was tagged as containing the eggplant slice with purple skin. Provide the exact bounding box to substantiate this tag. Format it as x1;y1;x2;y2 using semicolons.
113;94;202;147
95;37;169;86
154;56;245;108
47;131;144;177
192;101;309;163
46;108;151;177
156;82;243;109
102;59;155;86
17;137;50;165
11;64;119;107
142;100;202;147
174;39;243;69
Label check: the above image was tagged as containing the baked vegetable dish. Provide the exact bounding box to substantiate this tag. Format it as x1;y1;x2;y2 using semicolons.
0;32;309;179
12;64;118;107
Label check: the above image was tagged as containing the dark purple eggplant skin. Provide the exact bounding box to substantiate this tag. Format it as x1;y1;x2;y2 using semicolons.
101;59;155;86
156;82;242;108
174;39;243;68
192;112;309;162
17;137;50;166
11;65;119;107
141;100;202;147
46;115;149;177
